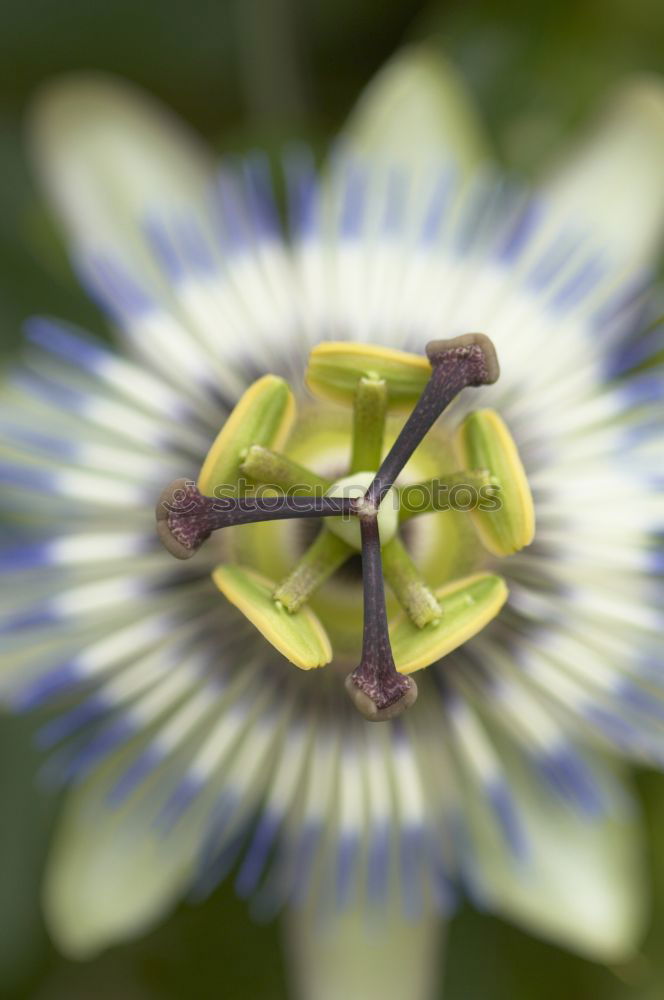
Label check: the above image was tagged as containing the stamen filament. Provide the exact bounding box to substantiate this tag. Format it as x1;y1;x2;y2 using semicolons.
398;469;492;522
365;334;499;508
157;479;354;560
345;513;417;721
381;536;442;628
240;445;330;493
350;375;387;474
273;528;353;612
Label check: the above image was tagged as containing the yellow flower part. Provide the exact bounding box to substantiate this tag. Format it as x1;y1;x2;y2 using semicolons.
306;341;430;410
198;375;295;496
212;564;332;669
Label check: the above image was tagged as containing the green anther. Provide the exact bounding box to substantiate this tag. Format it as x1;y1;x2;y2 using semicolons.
391;572;509;674
454;409;535;556
273;529;354;612
350;376;387;474
212;564;332;669
240;444;330;494
398;470;493;522
381;536;442;628
198;375;295;496
306;341;430;410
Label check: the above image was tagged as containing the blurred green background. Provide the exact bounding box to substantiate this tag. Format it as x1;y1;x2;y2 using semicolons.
1;0;663;996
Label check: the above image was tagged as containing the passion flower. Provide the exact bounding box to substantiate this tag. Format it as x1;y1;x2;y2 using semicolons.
2;47;663;996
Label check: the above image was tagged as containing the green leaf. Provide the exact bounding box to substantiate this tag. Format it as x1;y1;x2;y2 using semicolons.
542;78;664;271
339;43;489;173
469;744;646;963
43;747;196;959
287;902;443;1000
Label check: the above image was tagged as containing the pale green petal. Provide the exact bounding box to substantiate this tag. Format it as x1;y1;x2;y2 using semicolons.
27;73;214;272
286;904;444;1000
43;761;196;958
340;44;489;172
542;77;664;269
471;754;646;961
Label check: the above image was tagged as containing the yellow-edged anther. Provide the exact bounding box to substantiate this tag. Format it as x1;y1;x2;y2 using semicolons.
198;376;296;496
306;342;430;410
454;409;535;557
391;572;508;674
212;565;332;669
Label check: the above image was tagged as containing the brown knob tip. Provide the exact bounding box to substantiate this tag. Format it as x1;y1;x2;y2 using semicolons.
344;672;418;722
426;333;500;386
155;478;201;560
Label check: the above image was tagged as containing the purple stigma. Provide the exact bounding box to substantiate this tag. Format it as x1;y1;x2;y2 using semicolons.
156;478;354;559
365;334;499;508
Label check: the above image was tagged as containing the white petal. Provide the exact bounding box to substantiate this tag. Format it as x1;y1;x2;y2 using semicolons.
43;758;196;958
469;753;646;961
542;78;664;269
340;44;489;172
27;74;214;272
285;904;444;1000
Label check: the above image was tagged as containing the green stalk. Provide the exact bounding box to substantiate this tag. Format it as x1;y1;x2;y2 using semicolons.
273;529;353;612
398;470;491;522
240;444;331;493
350;376;387;474
382;536;442;628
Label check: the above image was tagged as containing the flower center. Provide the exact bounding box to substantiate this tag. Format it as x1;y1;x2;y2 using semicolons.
326;472;399;550
156;335;535;721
